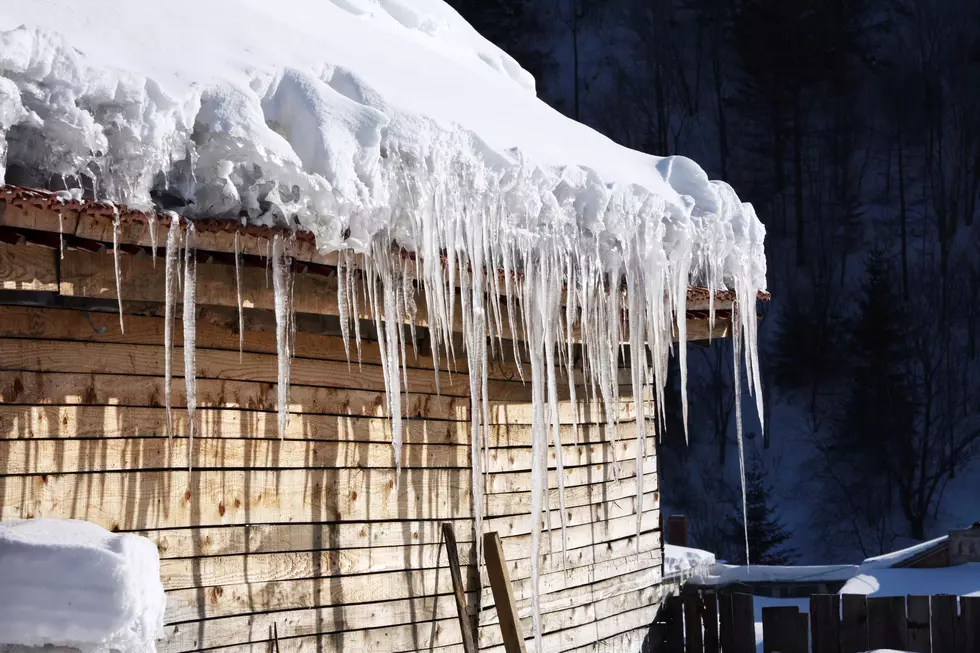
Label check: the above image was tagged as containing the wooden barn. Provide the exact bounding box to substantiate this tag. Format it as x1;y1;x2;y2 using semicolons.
0;184;754;653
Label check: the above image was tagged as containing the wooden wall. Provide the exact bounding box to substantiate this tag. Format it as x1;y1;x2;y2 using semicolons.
0;236;662;652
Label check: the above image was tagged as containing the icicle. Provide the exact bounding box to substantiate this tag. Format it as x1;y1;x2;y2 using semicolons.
272;234;293;438
112;211;125;334
148;214;158;268
234;231;244;362
58;212;65;260
163;217;181;440
183;223;198;471
732;302;750;565
337;251;351;367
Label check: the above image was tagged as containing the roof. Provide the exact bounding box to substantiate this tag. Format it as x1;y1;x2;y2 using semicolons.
0;184;769;320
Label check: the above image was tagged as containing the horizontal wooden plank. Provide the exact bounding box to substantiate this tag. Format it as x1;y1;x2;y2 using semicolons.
481;542;661;611
0;369;653;426
0;404;651;450
0;431;652;479
0;241;58;291
164;565;475;623
160;593;468;653
0;304;529;383
190;616;466;653
1;467;471;529
68;209;336;267
0;371;471;421
482;603;661;653
0;304;643;390
0;338;531;401
479;577;661;648
0;198;80;234
156;497;657;592
133;502;658;561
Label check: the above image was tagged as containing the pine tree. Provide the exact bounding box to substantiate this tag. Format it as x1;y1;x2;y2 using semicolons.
726;459;797;565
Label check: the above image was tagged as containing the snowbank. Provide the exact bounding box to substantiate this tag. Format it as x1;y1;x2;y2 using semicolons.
0;519;165;653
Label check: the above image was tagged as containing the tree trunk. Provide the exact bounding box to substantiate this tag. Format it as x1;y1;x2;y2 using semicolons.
898;126;909;299
793;86;805;267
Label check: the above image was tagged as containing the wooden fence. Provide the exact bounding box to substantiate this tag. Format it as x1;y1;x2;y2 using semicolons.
650;592;980;653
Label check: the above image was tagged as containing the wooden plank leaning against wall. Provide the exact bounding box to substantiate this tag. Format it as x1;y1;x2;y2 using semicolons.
0;195;672;653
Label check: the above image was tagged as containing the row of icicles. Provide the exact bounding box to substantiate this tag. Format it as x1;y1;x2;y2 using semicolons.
96;214;762;652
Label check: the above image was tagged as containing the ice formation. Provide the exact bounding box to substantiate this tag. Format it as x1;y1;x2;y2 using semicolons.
0;519;165;653
0;1;767;647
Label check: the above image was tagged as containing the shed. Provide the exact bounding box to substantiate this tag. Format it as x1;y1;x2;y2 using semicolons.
0;2;768;652
0;186;753;652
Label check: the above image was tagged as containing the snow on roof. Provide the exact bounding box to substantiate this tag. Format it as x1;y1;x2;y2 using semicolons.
839;563;980;598
0;0;765;291
0;518;165;653
664;544;717;580
860;535;948;570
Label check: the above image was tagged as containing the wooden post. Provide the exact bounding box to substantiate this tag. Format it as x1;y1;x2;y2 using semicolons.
841;594;869;653
664;595;685;653
906;595;931;653
868;596;908;652
731;593;755;653
702;592;720;653
810;594;841;653
962;596;980;653
684;594;705;653
761;606;796;653
719;594;735;653
793;611;811;653
931;594;958;653
483;532;528;653
442;523;477;653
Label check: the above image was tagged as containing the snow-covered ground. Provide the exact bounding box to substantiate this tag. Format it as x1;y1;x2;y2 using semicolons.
0;519;165;653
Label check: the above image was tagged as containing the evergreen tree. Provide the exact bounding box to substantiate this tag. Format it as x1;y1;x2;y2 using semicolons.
726;459;798;565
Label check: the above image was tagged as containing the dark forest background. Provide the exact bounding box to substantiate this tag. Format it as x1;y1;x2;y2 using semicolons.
447;0;980;563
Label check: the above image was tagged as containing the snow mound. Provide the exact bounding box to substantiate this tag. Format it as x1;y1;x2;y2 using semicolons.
0;519;166;653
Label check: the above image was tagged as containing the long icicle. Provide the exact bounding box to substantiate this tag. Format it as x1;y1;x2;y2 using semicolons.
112;210;125;334
163;217;181;440
272;234;293;438
183;223;198;471
234;231;244;362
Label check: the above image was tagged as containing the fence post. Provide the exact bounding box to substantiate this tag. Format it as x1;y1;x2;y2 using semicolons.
702;592;720;653
664;595;684;653
867;596;908;651
719;593;735;653
684;594;704;653
931;594;958;653
810;594;841;653
762;606;808;653
906;595;931;653
731;593;755;653
841;594;869;653
962;596;980;653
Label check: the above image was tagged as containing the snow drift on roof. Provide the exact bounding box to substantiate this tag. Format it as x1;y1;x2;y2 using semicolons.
0;0;764;293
